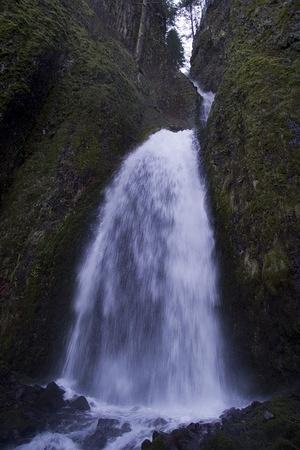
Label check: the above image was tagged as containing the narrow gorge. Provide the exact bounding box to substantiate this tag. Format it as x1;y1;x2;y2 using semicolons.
0;1;299;449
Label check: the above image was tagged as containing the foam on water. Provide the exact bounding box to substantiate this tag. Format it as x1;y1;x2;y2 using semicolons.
15;433;80;450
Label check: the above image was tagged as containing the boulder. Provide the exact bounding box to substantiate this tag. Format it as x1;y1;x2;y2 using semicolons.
69;395;90;412
84;418;131;449
37;382;65;412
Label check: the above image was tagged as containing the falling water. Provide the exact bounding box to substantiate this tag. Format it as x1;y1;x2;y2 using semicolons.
62;124;226;415
17;88;235;450
192;80;215;123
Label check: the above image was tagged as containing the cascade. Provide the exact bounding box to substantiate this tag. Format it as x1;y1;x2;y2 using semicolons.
18;88;235;450
62;128;226;415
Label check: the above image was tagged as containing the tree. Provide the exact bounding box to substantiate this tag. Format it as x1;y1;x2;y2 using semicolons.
166;28;185;68
162;0;177;26
135;0;148;64
178;0;204;38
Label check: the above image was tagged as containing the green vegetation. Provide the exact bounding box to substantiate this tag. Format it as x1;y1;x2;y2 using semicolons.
192;0;300;386
144;395;300;450
166;28;185;68
0;0;196;375
201;396;300;450
0;0;144;374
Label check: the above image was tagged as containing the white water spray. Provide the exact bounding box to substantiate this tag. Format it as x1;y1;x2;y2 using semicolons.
62;125;226;416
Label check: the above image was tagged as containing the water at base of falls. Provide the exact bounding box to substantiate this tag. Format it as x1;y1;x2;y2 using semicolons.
18;127;237;449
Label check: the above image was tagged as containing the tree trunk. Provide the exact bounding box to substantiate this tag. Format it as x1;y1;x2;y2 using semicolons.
189;4;195;39
135;0;148;64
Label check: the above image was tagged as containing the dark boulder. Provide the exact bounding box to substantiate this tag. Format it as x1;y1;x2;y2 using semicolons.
142;439;152;449
37;381;65;412
68;395;90;412
0;371;69;447
84;418;131;449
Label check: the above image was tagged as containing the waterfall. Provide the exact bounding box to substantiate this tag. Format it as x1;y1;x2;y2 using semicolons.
62;125;226;415
17;86;235;450
191;80;215;123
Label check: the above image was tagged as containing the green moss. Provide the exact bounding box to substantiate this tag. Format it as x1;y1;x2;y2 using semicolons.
193;0;300;385
0;0;196;374
199;395;300;450
263;245;289;294
0;0;144;372
202;432;239;450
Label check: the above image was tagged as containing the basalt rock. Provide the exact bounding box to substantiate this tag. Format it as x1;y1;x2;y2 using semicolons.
0;367;66;446
191;0;300;391
143;394;300;450
84;418;131;449
69;395;90;412
0;0;196;378
0;366;94;447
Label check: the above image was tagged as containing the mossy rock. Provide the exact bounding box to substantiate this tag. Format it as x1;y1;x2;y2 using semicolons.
263;246;289;294
0;0;197;375
192;0;300;387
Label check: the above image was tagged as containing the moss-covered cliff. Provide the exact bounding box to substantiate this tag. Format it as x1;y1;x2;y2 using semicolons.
0;0;196;376
191;0;300;389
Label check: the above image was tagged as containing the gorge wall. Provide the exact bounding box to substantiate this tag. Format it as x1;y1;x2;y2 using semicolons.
191;0;300;390
0;0;196;376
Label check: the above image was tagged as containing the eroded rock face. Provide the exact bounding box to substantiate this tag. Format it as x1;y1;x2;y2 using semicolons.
0;0;196;377
191;0;300;390
191;0;230;92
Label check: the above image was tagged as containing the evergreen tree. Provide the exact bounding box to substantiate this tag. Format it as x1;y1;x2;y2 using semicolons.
162;0;177;26
166;28;185;68
178;0;204;38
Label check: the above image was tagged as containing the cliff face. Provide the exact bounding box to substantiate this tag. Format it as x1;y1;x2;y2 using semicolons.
191;0;300;389
0;0;196;376
95;0;167;72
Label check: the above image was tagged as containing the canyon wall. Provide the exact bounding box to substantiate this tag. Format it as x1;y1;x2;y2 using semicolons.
0;0;196;376
191;0;300;389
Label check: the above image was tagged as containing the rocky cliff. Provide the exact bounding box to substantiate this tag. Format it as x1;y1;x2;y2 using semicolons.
191;0;300;390
0;0;196;376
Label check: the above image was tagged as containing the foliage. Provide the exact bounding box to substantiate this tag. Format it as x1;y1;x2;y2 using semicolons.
191;0;300;386
162;0;177;26
0;0;197;375
166;28;185;68
177;0;204;37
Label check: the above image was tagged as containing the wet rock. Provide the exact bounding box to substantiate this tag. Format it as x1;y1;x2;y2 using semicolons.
150;426;206;450
69;395;90;412
37;381;65;412
263;410;275;421
249;400;262;408
144;394;300;449
121;422;131;433
0;372;69;447
84;418;131;449
153;417;168;428
141;439;152;449
152;430;161;440
221;407;241;423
